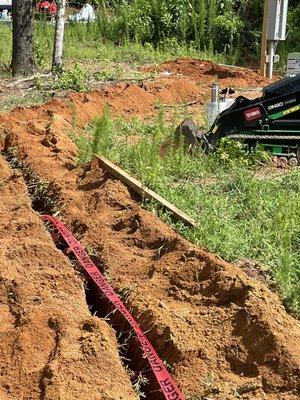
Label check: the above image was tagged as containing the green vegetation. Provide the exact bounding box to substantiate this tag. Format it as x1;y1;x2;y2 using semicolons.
82;0;299;66
0;21;220;84
54;63;90;92
73;110;300;314
0;1;299;77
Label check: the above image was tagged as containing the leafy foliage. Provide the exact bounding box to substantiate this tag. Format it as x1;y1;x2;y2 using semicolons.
1;0;298;73
54;64;89;92
211;12;244;54
92;0;299;64
215;138;269;167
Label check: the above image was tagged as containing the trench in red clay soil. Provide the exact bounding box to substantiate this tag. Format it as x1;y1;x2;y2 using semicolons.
0;158;140;400
3;152;159;399
0;64;300;399
84;279;162;398
55;245;163;399
55;243;161;398
1;148;212;400
2;135;300;400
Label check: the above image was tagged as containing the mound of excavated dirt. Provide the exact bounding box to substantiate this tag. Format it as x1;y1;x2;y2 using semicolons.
0;157;137;400
104;77;205;115
0;58;271;129
145;58;273;88
0;78;202;127
0;75;299;400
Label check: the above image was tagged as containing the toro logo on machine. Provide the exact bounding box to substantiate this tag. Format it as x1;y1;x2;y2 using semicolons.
244;107;262;122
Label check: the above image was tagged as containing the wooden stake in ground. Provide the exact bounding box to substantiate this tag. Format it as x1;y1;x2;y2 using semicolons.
260;0;270;77
11;0;36;76
97;155;196;228
52;0;66;72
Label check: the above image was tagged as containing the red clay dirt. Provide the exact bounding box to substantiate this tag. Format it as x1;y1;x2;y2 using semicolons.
0;158;138;400
0;60;299;399
145;58;274;88
0;58;272;128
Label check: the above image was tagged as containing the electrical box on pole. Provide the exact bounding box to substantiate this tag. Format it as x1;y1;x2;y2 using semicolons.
267;0;288;41
260;0;289;79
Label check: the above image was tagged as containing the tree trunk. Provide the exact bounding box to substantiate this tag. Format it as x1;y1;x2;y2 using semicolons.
52;0;66;72
12;0;36;76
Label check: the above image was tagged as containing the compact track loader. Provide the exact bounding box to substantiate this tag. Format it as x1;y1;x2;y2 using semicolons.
177;74;300;165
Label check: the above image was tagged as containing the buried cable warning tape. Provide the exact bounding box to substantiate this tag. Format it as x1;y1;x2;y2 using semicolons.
42;214;185;400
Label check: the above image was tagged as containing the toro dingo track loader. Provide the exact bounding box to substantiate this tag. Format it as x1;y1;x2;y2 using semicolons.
177;74;300;166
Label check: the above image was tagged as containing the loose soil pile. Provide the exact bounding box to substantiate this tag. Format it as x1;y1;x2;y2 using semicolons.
145;58;273;88
0;59;299;399
1;58;271;123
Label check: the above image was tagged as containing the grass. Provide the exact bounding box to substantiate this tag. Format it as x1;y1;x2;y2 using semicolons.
72;110;300;314
0;91;52;114
0;21;224;79
0;21;221;113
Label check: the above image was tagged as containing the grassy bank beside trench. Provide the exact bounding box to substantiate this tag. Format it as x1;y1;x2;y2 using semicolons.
72;111;300;315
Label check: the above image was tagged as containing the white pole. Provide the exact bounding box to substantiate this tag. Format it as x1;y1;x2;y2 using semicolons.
268;40;275;79
52;0;66;72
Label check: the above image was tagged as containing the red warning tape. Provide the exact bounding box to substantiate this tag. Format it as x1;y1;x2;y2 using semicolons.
42;215;185;400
